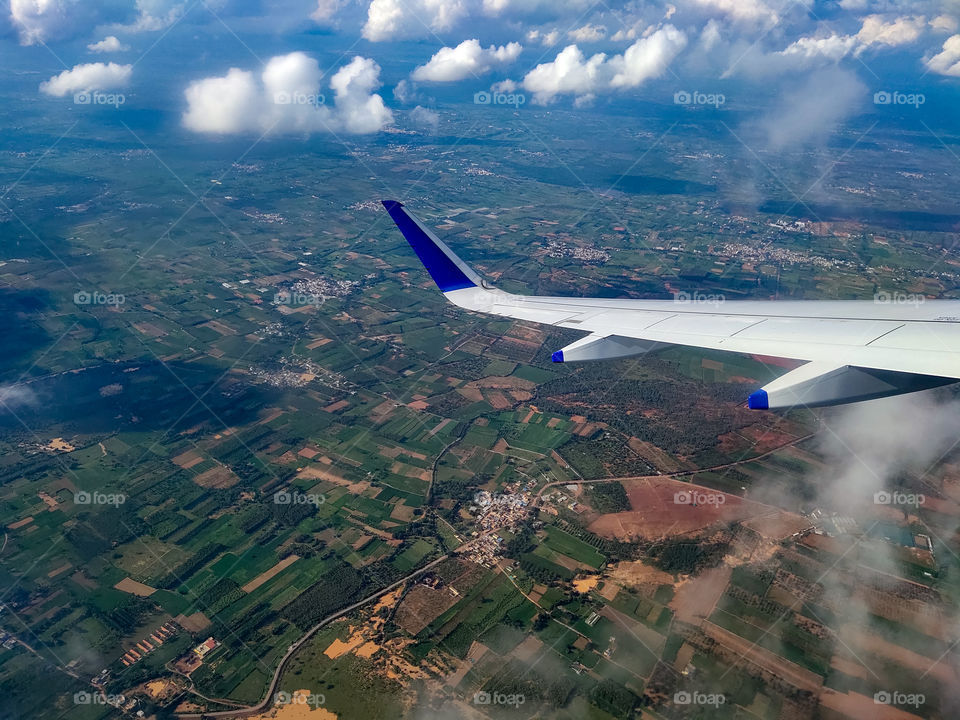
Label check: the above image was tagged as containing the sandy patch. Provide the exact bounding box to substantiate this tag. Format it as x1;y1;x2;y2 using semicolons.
572;576;599;594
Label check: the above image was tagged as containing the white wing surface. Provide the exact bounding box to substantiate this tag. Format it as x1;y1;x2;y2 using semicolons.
383;201;959;409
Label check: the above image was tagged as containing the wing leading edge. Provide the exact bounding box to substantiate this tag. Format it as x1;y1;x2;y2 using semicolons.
383;200;960;409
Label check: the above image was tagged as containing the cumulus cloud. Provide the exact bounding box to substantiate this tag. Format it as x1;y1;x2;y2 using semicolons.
742;13;929;73
931;14;959;33
568;23;605;42
411;39;522;82
526;28;560;46
39;62;132;96
855;14;925;49
363;0;467;41
182;52;393;135
122;0;185;32
927;33;960;76
691;0;778;26
520;25;687;104
87;35;129;53
10;0;74;45
311;0;342;23
778;33;859;62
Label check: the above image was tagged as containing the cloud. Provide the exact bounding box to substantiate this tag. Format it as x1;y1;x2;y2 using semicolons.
410;105;440;131
778;33;859;62
855;14;925;49
362;0;466;41
10;0;74;45
691;0;778;26
520;25;687;104
931;14;959;33
812;392;960;513
311;0;342;23
568;23;605;42
411;39;522;82
39;62;132;96
0;384;38;412
758;67;865;150
123;0;185;32
87;35;130;53
182;52;393;135
927;33;960;76
526;28;560;46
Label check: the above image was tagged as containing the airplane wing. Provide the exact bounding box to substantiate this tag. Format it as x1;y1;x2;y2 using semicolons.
383;200;960;409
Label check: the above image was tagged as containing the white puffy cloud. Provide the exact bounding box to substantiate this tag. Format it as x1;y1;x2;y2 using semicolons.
87;35;130;53
39;62;132;96
856;14;925;49
691;0;778;26
568;23;605;42
311;0;341;23
526;28;560;46
520;25;687;104
778;33;859;62
363;0;467;41
182;52;393;136
124;0;185;31
10;0;73;45
927;33;960;76
412;39;522;82
760;13;927;70
362;0;596;41
931;14;959;33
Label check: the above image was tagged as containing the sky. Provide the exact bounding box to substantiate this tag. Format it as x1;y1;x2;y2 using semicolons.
4;0;960;142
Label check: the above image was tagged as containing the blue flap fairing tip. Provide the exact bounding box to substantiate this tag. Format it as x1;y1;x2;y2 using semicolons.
747;390;769;410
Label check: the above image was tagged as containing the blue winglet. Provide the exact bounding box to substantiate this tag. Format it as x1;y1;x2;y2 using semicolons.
747;389;769;410
552;350;564;363
382;200;478;293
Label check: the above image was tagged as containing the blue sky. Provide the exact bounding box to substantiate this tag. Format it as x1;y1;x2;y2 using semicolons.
4;0;960;144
